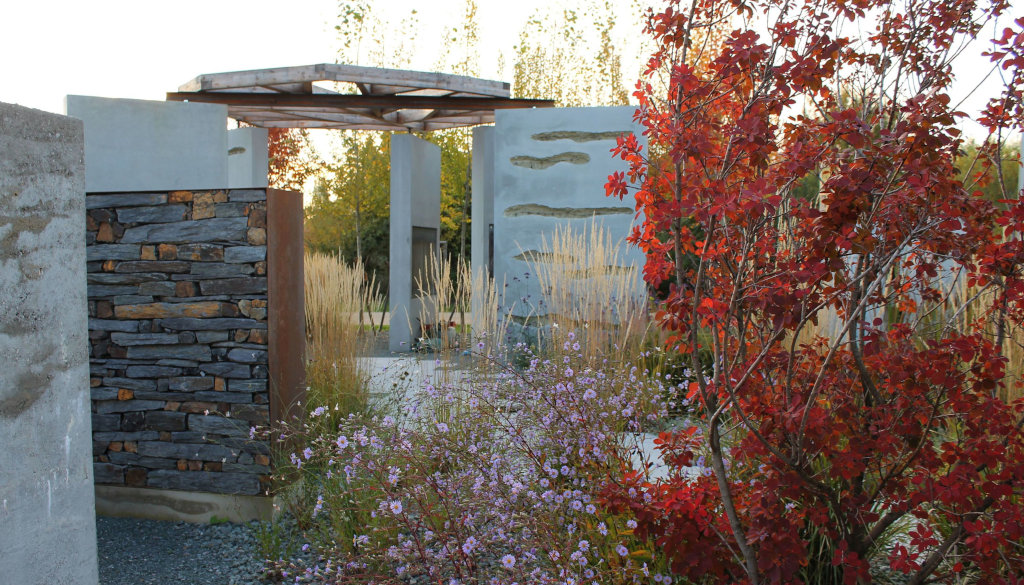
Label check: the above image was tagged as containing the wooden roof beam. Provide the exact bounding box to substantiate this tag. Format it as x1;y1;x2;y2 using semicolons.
167;92;555;112
179;63;511;97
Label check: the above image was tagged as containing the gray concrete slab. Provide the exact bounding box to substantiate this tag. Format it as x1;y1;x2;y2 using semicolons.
65;95;228;193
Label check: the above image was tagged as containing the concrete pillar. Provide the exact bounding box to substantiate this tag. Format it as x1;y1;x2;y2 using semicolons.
228;127;269;189
470;126;495;329
0;102;99;585
389;134;441;351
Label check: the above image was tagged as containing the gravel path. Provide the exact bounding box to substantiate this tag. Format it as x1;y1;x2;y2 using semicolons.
97;516;266;585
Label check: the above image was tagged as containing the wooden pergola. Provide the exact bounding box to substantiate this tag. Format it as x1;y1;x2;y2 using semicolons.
168;63;554;131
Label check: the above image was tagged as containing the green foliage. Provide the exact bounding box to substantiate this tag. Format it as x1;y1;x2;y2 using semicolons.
305;133;391;291
253;518;301;562
311;0;647;293
421;128;473;268
309;1;483;294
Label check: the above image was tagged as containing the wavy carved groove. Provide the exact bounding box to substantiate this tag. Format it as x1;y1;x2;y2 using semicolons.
503;204;632;219
512;251;578;263
512;250;635;277
510;152;589;169
531;130;632;143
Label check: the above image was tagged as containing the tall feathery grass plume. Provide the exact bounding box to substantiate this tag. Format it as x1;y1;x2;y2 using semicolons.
524;220;651;362
303;251;383;417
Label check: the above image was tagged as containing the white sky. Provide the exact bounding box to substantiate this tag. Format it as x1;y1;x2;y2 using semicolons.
2;0;1020;142
0;0;550;115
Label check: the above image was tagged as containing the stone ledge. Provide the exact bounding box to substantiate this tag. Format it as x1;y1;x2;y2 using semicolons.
94;485;273;524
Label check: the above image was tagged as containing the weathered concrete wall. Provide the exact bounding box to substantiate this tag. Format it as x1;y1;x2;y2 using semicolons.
86;189;271;496
389;134;441;351
228;128;269;189
65;96;228;193
0;103;99;585
492;106;646;319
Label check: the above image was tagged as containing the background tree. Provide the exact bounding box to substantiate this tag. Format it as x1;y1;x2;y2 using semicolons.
305;132;391;292
511;0;637;105
956;139;1021;205
267;127;321;191
605;1;1024;584
305;0;664;301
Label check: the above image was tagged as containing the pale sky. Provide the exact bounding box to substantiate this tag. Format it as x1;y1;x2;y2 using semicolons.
2;0;1020;142
0;0;551;115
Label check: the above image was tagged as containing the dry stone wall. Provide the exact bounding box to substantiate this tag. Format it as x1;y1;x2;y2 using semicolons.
86;189;271;496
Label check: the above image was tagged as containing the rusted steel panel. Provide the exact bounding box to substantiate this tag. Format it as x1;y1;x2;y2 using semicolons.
267;189;305;426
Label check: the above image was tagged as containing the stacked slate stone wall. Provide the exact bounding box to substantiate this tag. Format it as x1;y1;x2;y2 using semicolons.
86;189;271;496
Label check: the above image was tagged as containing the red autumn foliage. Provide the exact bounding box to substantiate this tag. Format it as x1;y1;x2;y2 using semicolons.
267;127;318;192
604;1;1024;584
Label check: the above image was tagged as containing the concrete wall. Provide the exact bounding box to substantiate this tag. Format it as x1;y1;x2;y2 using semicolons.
492;106;646;320
65;96;228;193
389;134;441;351
0;103;99;585
228;128;269;189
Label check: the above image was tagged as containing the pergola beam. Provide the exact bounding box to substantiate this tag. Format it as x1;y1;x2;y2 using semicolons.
173;64;549;132
179;63;511;97
167;92;554;112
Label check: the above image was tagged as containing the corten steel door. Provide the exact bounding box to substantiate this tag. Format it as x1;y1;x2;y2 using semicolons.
267;189;305;426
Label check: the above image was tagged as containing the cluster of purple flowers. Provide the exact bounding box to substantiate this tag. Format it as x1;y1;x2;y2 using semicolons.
279;331;680;584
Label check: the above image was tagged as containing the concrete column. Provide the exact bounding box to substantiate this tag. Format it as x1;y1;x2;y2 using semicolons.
470;126;495;329
228;127;269;189
0;102;99;585
389;134;441;352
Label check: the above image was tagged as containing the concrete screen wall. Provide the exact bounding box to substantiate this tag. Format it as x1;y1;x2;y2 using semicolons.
491;106;646;320
0;102;99;585
66;96;229;193
389;134;441;351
